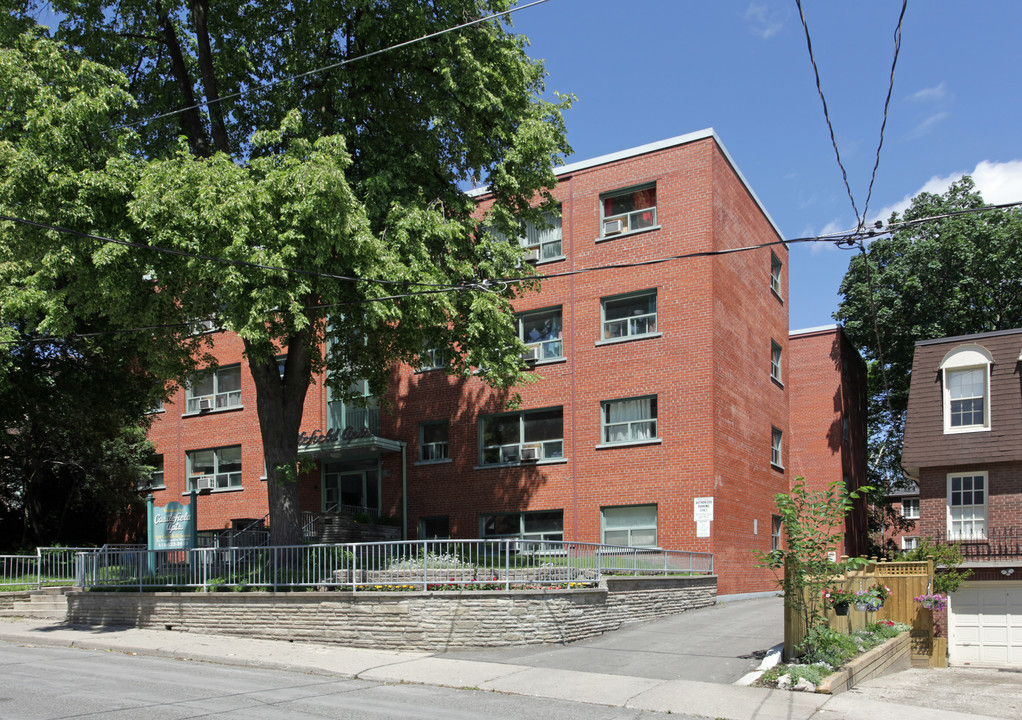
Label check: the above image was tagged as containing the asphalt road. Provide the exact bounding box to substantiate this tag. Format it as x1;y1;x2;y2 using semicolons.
0;643;689;720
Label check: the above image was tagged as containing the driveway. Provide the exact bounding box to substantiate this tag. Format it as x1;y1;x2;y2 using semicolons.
840;666;1022;719
434;595;783;684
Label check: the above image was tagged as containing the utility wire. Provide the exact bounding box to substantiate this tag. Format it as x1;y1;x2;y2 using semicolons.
112;0;551;134
860;0;907;227
795;0;860;224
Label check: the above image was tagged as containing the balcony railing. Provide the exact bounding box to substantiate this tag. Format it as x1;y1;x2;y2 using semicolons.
327;403;380;436
931;528;1022;560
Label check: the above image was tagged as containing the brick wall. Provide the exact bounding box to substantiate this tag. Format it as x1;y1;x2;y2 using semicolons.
67;576;716;650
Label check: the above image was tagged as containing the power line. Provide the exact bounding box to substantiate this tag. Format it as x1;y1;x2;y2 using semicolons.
860;0;908;228
795;0;860;224
112;0;551;134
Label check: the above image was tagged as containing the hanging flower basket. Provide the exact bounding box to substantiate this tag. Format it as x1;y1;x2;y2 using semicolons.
915;593;948;612
834;601;850;616
854;583;891;612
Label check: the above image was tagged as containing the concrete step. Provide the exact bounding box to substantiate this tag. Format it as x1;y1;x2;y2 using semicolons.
0;607;67;619
13;600;66;611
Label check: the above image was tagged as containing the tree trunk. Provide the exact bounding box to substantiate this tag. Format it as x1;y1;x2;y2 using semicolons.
245;332;315;546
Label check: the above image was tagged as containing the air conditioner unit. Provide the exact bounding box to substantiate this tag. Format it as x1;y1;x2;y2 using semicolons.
521;347;538;363
196;477;214;490
603;218;625;235
523;248;540;263
198;398;213;412
520;446;540;461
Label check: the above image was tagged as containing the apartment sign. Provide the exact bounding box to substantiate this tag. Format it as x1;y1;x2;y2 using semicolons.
298;426;374;447
151;501;193;551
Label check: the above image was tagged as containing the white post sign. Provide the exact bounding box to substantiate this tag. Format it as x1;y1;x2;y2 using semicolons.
694;497;713;538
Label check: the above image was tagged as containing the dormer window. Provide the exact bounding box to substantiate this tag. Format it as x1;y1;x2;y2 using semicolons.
940;345;993;433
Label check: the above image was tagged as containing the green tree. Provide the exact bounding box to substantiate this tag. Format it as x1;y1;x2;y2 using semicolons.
835;178;1022;539
0;330;161;548
1;3;572;544
756;479;868;651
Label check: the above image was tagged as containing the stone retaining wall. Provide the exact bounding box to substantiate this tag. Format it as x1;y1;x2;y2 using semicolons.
67;575;716;650
0;592;29;610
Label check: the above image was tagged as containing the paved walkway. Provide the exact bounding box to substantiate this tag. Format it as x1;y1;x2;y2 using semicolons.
0;597;1006;720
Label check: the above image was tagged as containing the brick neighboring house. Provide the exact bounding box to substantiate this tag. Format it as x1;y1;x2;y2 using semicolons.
144;129;863;597
883;481;921;553
788;325;869;558
902;327;1022;668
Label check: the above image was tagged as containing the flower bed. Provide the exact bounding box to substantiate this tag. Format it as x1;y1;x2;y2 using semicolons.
759;621;911;693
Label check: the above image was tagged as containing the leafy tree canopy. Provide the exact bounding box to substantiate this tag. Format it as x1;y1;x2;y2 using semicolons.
835;177;1022;498
1;2;572;543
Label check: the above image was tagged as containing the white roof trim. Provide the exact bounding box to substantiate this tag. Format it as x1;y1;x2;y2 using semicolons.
468;128;785;242
940;344;993;369
790;324;839;337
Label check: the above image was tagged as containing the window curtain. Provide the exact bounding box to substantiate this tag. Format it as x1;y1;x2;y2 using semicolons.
606;398;653;441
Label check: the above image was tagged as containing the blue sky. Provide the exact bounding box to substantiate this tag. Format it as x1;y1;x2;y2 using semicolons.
510;0;1022;330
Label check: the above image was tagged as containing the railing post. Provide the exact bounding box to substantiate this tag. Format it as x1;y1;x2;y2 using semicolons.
35;547;42;590
504;539;510;592
272;547;278;592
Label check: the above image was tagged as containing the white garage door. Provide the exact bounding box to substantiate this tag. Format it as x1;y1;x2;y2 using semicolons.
949;583;1022;668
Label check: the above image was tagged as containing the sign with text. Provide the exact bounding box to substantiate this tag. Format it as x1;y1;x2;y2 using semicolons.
693;497;714;522
151;501;193;551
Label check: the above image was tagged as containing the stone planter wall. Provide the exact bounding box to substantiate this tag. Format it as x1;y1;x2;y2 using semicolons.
67;575;716;650
0;592;29;610
816;631;911;695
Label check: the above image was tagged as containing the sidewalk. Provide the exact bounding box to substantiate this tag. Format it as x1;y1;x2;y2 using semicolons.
0;617;1002;720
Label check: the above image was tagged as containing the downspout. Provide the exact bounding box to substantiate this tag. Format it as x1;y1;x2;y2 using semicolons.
401;441;408;540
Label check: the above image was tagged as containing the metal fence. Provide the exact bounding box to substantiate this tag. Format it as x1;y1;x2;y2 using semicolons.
76;539;713;592
0;547;97;590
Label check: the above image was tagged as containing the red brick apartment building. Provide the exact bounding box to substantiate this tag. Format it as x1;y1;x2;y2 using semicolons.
145;130;863;597
902;328;1022;667
788;325;869;558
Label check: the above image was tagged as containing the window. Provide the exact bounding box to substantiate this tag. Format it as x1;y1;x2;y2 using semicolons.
601;396;658;445
771;515;782;551
901;498;920;520
519;211;563;261
148;400;164;414
770;340;782;384
327;377;379;435
518;307;563;361
601;184;657;237
140;454;164;490
186;365;241;413
948;472;986;539
419;422;449;462
480;408;563;465
481;510;563;543
419;516;450;540
902;536;920;551
602;504;657;547
770;252;782;297
771;426;783;469
601;291;657;341
417;348;446;372
187;446;242;491
940;345;992;433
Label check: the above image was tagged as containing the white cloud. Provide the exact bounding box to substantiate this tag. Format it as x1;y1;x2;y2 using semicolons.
908;82;947;103
802;218;857;254
908;111;950;139
744;3;786;39
870;159;1022;223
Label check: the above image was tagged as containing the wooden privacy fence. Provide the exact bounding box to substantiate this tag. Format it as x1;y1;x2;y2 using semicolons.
785;559;944;667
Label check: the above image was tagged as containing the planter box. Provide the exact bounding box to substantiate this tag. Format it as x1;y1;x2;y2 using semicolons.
816;631;911;695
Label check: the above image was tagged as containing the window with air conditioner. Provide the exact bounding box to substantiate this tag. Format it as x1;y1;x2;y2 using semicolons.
601;184;657;237
419;422;449;462
480;408;563;465
187;446;242;491
601;504;657;547
518;307;563;361
489;210;563;262
601;396;658;445
601;291;657;341
186;365;242;413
